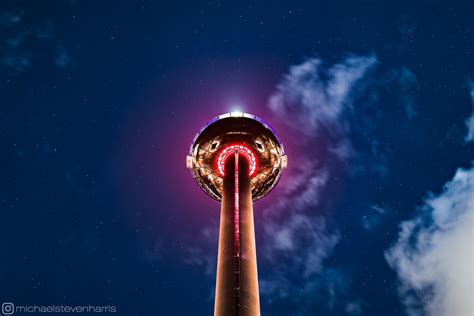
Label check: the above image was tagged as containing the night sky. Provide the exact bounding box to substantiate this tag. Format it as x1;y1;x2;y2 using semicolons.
1;1;473;316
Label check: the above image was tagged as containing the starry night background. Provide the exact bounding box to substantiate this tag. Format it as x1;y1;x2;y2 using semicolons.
1;1;473;316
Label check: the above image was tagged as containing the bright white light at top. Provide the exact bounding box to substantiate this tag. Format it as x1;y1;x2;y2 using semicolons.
230;111;244;117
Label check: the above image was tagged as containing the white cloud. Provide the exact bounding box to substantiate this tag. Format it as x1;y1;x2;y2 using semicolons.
385;164;474;316
260;55;378;310
269;55;377;136
264;214;339;277
464;81;474;142
264;55;377;216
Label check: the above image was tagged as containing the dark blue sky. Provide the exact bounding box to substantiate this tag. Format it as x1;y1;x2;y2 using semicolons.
1;1;473;316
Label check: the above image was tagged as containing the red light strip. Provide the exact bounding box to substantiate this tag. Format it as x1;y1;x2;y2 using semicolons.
234;150;241;310
217;144;256;176
234;150;240;258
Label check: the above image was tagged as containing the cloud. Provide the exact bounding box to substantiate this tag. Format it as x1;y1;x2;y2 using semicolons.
361;205;388;231
260;215;340;301
397;67;417;119
2;52;31;72
464;81;474;142
182;225;218;301
260;55;378;311
0;11;69;73
269;55;377;136
0;12;22;27
142;239;163;264
1;29;32;72
183;226;218;277
385;163;474;316
345;300;363;315
54;46;71;68
264;214;339;277
266;54;377;211
398;16;417;37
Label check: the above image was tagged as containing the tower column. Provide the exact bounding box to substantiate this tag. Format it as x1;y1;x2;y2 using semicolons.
214;154;260;316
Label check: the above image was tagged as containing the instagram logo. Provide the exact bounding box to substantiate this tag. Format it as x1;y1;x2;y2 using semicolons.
1;303;14;315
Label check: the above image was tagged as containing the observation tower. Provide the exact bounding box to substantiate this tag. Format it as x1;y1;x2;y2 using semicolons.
186;112;287;316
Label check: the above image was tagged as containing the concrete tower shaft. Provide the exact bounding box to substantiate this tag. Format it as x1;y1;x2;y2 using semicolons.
215;153;260;316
